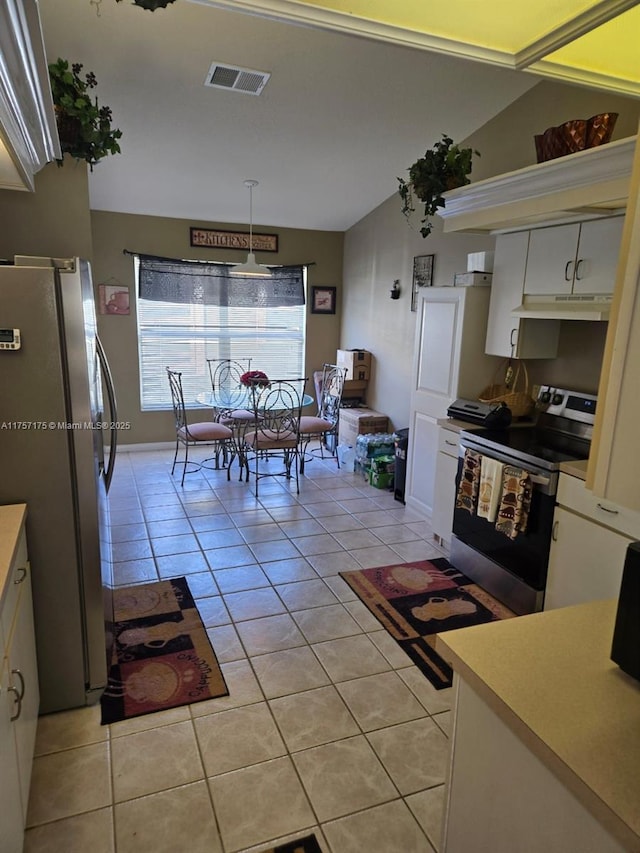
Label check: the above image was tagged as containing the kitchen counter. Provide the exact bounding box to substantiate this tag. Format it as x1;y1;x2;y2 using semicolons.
0;503;27;611
437;418;475;433
436;600;640;849
559;458;588;480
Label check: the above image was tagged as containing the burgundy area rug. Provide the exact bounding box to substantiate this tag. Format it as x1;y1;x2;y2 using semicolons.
340;558;515;689
101;577;228;724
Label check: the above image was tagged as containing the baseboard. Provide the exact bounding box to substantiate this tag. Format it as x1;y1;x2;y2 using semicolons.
108;441;175;453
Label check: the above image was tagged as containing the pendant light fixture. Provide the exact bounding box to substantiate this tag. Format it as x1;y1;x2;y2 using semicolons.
230;179;272;278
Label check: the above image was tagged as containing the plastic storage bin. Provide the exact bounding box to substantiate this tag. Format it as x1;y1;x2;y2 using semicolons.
394;428;409;503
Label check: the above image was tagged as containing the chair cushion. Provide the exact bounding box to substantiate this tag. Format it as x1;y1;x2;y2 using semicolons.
179;422;233;441
299;416;333;434
244;429;298;450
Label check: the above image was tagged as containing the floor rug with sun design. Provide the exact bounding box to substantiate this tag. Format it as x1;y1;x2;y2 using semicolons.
100;577;228;724
340;558;515;689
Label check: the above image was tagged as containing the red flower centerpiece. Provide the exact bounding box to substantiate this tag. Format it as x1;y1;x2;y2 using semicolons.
240;370;270;388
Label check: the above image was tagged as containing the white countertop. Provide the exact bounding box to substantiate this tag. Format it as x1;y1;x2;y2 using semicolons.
0;504;27;611
436;600;640;850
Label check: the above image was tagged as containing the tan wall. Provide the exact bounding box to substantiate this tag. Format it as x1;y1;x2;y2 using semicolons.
342;80;640;430
90;211;343;444
0;157;93;261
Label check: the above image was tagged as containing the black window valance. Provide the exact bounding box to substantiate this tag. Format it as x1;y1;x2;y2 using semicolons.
137;254;305;308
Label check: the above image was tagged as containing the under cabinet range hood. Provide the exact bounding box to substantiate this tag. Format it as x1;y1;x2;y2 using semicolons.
512;294;612;321
0;0;61;191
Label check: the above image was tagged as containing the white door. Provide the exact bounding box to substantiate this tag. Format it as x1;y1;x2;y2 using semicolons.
406;289;465;518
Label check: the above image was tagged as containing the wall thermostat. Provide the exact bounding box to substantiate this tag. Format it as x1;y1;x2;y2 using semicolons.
0;329;21;350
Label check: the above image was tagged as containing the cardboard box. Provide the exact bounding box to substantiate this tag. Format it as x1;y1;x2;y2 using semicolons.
342;379;368;400
337;349;372;381
453;272;493;287
338;407;388;447
467;251;494;273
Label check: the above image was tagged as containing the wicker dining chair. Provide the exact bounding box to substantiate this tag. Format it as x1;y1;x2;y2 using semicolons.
166;367;233;486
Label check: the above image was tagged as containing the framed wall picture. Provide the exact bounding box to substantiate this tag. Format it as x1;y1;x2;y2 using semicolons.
99;284;130;315
311;286;336;315
411;254;435;312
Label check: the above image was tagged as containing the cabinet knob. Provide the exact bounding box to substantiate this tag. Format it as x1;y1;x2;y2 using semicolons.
552;520;559;541
11;668;25;701
564;261;574;281
575;259;585;280
14;566;27;585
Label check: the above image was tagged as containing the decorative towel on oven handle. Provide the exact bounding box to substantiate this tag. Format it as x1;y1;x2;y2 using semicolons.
477;457;505;522
455;448;482;514
495;466;532;540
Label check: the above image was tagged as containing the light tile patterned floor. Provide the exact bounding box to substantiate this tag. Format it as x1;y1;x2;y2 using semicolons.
25;446;451;853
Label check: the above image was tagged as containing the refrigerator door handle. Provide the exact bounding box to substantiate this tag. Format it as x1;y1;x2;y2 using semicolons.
96;335;118;493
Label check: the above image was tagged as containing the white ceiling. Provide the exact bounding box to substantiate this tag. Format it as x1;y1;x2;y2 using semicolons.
38;0;540;232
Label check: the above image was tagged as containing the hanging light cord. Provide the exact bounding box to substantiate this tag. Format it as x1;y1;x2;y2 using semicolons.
245;179;258;255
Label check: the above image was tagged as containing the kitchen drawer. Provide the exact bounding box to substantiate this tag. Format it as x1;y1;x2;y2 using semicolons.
1;533;28;649
557;474;640;540
438;427;460;457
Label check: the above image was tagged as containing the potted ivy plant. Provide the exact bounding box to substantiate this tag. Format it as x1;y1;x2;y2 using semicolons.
398;134;479;237
48;58;122;171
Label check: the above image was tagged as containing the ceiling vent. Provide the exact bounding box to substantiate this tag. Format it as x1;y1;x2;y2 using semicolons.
204;62;270;96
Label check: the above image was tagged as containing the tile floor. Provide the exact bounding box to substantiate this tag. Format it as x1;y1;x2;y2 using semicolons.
24;445;452;853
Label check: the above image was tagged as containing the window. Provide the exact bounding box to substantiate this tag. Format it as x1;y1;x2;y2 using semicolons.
134;256;307;410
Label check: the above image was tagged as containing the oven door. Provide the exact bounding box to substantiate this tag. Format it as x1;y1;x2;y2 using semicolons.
450;436;557;614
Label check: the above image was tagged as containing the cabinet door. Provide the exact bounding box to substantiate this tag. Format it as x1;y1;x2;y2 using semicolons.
485;232;559;359
432;445;459;545
524;223;580;295
0;661;24;853
405;413;439;518
7;568;39;819
573;217;624;295
544;507;630;610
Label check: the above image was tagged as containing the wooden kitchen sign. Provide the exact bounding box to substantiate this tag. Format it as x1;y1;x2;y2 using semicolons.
190;227;279;252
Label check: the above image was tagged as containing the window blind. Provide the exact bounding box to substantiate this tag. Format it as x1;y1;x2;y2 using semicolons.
135;256;307;411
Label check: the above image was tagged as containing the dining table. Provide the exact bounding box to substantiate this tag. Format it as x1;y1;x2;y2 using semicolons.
196;389;315;412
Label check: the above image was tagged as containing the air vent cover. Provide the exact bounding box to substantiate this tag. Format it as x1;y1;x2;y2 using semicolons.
205;62;270;96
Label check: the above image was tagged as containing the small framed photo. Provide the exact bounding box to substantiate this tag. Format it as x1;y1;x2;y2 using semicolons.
311;286;337;315
99;284;130;316
411;254;435;312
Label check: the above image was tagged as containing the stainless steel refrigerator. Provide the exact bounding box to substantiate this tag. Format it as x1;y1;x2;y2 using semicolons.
0;256;117;713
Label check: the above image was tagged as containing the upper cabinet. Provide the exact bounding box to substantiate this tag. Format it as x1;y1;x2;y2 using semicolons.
0;0;60;191
524;216;624;297
485;231;560;359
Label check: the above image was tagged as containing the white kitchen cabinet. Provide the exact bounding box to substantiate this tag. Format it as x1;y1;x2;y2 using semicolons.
432;427;459;546
0;507;39;853
406;287;501;518
443;676;626;853
0;659;24;852
590;132;640;513
524;216;623;296
485;231;560;359
544;473;640;610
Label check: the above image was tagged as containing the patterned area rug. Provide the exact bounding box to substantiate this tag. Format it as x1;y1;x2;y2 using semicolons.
340;558;515;689
101;577;228;724
268;835;322;853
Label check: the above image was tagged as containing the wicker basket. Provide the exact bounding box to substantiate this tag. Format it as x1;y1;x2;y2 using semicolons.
479;361;534;419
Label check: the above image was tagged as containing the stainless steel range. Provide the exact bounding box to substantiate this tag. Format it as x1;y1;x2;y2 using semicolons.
450;386;597;615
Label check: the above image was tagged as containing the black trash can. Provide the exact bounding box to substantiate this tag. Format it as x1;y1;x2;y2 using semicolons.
393;428;409;504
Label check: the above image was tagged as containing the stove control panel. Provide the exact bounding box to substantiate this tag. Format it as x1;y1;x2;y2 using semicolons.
537;386;597;424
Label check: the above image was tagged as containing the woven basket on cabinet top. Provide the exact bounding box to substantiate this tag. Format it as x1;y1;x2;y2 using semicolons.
478;360;534;419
